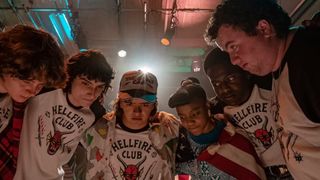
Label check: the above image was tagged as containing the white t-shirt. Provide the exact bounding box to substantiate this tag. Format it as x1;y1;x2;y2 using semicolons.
274;64;320;179
0;95;13;133
108;127;165;180
224;85;285;167
84;118;174;180
15;89;95;180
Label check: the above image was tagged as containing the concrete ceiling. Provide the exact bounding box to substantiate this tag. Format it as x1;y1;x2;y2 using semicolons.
1;0;319;113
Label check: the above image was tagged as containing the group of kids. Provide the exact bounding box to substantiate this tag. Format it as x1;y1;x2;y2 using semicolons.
1;0;320;179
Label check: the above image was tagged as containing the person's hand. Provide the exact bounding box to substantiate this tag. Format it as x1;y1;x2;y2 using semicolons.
155;111;177;124
213;113;229;123
153;111;179;136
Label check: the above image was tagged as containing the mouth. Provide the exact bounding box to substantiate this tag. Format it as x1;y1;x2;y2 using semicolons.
16;95;29;103
188;127;198;132
241;63;249;70
188;128;201;135
131;117;143;121
222;94;236;101
83;99;95;104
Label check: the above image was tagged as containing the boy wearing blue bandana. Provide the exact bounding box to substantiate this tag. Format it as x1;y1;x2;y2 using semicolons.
80;70;179;180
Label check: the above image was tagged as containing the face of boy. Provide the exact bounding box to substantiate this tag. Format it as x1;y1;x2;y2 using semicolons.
216;23;278;76
120;94;155;130
68;75;106;108
176;99;213;136
206;63;252;106
1;74;44;103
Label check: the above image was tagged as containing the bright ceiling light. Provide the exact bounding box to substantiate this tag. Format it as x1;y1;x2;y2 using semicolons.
118;50;127;57
140;66;152;74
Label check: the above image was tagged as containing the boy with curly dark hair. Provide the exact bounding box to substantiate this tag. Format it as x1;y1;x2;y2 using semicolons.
15;50;114;179
0;25;67;179
205;0;320;178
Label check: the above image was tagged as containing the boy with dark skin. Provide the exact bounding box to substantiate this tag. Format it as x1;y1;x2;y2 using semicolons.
204;48;291;179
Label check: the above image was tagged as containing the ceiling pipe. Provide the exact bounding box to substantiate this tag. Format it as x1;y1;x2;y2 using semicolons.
6;0;25;24
143;1;148;32
23;4;39;29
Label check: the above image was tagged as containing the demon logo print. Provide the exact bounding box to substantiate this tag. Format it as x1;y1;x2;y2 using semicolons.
249;116;274;149
117;155;147;180
46;119;74;155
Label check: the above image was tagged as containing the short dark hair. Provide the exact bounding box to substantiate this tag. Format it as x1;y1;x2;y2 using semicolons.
0;25;67;88
168;83;207;108
205;0;291;44
203;48;232;74
65;50;114;93
180;77;200;86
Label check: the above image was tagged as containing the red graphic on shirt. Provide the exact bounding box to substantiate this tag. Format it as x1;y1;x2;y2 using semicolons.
253;117;273;148
46;120;74;155
117;154;147;180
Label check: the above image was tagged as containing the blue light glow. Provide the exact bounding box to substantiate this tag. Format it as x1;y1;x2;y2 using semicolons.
49;13;64;44
58;13;73;41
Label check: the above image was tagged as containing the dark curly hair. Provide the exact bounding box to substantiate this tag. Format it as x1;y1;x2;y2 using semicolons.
65;50;114;93
203;48;232;74
205;0;291;44
0;25;67;88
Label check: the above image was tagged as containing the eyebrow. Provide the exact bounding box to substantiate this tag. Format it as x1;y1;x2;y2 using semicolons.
178;106;202;117
224;40;233;51
215;39;227;52
79;77;106;86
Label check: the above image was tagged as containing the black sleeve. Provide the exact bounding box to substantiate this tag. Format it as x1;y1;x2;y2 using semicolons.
90;99;106;121
287;27;320;123
251;74;272;90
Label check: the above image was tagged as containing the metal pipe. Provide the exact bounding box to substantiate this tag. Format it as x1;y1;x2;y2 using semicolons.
143;1;147;32
23;5;39;29
6;0;25;24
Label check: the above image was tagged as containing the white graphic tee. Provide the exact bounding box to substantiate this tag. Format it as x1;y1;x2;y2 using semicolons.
107;127;165;180
224;85;285;167
0;95;13;133
15;89;95;180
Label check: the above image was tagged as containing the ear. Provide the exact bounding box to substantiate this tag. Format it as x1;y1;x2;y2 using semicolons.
256;20;274;38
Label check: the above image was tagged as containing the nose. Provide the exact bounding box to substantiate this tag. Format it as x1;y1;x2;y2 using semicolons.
133;104;142;113
25;83;42;97
183;118;195;126
220;82;232;94
230;53;241;66
87;87;100;100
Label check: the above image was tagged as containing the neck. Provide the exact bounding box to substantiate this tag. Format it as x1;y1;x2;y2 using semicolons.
119;118;149;132
66;92;82;109
272;31;295;72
